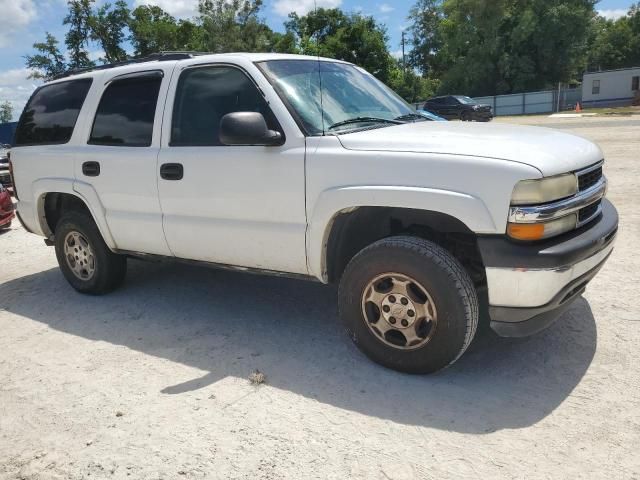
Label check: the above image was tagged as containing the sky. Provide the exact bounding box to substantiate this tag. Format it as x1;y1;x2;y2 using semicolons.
0;0;636;120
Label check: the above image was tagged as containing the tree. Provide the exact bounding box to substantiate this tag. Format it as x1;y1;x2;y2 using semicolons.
432;0;597;96
129;5;202;56
198;0;274;52
285;8;393;82
89;0;129;63
0;101;13;123
407;0;444;77
387;61;439;103
64;0;95;70
25;33;67;80
587;4;640;71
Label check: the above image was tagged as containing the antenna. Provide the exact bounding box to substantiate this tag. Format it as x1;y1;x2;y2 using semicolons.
314;0;326;135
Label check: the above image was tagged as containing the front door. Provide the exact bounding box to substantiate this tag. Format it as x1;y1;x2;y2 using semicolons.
157;63;308;274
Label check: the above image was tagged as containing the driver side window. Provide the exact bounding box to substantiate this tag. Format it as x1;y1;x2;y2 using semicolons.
170;66;281;146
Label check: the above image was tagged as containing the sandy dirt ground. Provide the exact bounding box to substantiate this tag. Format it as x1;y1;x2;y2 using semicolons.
1;115;639;479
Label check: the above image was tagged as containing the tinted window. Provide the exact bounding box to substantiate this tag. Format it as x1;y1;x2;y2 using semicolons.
592;79;600;95
14;79;92;146
171;66;280;146
89;73;162;147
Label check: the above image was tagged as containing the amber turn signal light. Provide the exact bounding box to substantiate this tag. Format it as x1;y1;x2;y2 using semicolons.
507;223;545;241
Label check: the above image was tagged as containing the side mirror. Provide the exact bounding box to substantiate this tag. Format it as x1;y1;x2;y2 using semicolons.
219;112;283;146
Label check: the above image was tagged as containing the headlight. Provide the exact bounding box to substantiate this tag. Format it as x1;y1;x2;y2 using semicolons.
511;174;577;205
507;214;577;241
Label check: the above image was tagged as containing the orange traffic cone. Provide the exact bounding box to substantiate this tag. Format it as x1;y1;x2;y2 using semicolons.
575;102;582;113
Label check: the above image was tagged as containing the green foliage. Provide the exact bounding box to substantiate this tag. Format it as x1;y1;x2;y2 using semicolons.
128;6;203;56
434;0;597;96
198;0;274;52
587;4;640;70
89;0;130;63
0;101;13;123
285;8;393;82
25;0;636;104
25;33;67;80
407;0;444;77
387;62;439;104
64;0;95;70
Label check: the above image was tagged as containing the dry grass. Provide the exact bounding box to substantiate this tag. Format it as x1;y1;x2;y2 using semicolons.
248;370;266;385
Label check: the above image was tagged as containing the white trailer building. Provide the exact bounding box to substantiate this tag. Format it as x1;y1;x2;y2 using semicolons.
582;67;640;108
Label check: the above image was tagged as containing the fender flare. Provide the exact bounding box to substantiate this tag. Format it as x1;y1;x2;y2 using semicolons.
306;185;497;281
30;178;117;250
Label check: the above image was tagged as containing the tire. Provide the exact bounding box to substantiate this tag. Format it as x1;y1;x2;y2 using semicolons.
54;211;127;294
0;220;10;230
461;111;471;122
338;236;478;374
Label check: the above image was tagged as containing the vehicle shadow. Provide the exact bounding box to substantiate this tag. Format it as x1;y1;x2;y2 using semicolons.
0;259;598;433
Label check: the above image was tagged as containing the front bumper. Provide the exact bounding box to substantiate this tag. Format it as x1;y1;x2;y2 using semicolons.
478;199;618;337
472;109;493;121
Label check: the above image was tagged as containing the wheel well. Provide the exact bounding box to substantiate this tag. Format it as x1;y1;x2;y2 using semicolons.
43;192;92;235
325;207;486;285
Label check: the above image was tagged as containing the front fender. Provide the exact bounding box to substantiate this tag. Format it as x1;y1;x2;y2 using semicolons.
307;185;496;281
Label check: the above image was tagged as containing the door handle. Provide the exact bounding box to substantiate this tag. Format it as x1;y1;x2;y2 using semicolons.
82;161;100;177
160;163;183;180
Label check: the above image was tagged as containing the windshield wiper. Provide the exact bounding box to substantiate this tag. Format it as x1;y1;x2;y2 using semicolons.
328;117;402;130
394;113;428;122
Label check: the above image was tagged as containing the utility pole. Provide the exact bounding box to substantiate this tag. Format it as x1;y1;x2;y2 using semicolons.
401;31;406;73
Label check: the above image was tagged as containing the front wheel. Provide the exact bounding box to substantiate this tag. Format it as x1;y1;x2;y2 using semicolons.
338;236;478;373
54;212;127;294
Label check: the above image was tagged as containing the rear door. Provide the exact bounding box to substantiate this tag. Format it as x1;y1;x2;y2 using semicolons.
74;67;173;255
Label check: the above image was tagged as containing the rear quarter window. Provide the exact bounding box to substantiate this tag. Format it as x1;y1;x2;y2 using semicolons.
14;78;93;147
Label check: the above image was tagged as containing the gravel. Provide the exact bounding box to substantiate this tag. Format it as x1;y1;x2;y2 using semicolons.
1;115;638;479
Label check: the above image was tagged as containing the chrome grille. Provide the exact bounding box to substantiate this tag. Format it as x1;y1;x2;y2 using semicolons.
578;164;603;192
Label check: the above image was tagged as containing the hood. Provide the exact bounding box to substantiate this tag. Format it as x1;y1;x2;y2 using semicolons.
337;121;603;176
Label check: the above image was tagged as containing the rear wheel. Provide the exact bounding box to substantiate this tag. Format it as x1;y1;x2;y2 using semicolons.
338;236;478;373
461;111;471;121
54;212;126;294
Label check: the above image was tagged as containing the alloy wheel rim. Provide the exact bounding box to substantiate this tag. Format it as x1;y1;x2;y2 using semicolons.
360;272;438;350
63;231;96;281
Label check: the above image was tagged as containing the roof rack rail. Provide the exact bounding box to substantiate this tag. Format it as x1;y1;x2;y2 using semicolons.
50;51;209;81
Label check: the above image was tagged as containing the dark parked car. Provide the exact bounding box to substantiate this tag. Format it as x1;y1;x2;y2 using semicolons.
423;95;493;122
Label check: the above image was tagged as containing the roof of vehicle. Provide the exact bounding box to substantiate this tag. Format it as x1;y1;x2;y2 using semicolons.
48;52;351;83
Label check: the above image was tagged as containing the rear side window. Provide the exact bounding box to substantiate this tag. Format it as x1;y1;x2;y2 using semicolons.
89;73;162;147
14;79;92;146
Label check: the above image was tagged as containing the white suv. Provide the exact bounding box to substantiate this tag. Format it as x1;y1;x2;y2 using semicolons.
10;53;617;373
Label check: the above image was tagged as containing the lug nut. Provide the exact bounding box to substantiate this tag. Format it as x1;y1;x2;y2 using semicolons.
388;295;396;303
408;310;415;317
401;319;409;327
401;298;408;305
389;317;396;324
382;305;390;313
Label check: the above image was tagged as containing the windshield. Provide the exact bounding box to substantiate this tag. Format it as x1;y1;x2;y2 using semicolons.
257;60;418;135
455;95;478;105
